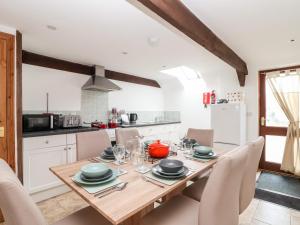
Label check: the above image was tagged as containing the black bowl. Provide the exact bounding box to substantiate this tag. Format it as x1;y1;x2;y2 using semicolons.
159;159;184;173
104;147;113;155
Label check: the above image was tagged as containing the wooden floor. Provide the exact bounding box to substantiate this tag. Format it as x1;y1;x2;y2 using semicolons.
0;191;299;225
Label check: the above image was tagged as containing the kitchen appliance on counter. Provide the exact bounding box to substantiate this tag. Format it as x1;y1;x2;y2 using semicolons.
121;114;129;124
129;113;138;123
62;115;82;128
23;114;60;132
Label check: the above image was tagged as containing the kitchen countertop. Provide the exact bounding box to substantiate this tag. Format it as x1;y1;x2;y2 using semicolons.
119;121;181;128
23;127;100;138
23;121;181;138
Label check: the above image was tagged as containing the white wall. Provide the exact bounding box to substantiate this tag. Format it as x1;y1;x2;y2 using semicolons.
162;67;246;137
23;65;165;113
108;80;164;111
0;24;16;35
23;64;89;111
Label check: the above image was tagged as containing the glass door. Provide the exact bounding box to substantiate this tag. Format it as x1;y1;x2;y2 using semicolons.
259;72;289;172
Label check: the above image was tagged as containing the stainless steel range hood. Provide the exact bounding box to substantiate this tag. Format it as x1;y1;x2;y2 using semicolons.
82;65;121;92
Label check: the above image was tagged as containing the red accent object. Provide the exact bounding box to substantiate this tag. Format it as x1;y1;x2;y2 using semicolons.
211;90;216;104
148;140;170;158
203;92;211;107
108;121;117;128
91;121;107;129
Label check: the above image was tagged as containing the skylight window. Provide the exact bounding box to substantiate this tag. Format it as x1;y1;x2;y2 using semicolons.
160;66;201;80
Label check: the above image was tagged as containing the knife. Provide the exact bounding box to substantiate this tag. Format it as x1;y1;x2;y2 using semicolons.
93;183;122;196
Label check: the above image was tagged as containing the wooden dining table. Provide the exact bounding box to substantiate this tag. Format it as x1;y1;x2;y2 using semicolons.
50;143;236;225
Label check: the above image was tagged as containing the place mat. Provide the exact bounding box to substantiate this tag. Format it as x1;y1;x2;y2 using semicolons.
73;178;123;194
184;154;214;163
144;170;193;186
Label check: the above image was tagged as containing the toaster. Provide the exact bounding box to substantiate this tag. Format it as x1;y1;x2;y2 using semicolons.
62;115;82;128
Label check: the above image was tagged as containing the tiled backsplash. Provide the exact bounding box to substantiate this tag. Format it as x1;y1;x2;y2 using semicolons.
80;90;109;123
23;90;181;124
126;111;180;122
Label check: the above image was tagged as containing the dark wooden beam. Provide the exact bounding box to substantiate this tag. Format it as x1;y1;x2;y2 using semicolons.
237;70;246;86
22;50;161;88
16;31;23;183
105;70;160;88
136;0;248;86
259;64;300;74
22;50;95;75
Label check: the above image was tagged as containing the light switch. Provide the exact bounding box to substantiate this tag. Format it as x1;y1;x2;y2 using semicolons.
0;127;4;137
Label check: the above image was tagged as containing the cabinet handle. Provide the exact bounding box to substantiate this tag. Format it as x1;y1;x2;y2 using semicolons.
45;140;49;144
68;147;71;150
64;147;67;151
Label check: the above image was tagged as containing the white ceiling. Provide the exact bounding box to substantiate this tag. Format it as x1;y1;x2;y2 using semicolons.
0;0;299;83
183;0;300;69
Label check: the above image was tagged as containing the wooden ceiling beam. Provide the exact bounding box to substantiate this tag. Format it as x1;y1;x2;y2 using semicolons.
22;50;161;88
137;0;248;86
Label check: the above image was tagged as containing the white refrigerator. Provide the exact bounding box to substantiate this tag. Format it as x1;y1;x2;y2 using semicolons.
210;103;246;146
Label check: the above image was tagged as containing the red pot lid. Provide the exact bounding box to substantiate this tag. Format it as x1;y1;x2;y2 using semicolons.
149;140;168;148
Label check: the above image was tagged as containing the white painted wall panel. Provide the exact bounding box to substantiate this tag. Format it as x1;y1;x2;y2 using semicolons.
22;64;89;111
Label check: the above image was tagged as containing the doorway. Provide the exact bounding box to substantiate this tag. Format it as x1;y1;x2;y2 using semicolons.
0;31;15;169
259;66;299;173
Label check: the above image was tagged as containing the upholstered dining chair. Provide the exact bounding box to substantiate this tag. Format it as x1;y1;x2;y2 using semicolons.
186;128;214;147
141;145;249;225
182;137;265;214
0;159;111;225
76;130;111;161
115;128;140;146
239;136;264;214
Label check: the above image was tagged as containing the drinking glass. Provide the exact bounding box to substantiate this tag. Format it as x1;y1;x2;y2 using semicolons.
112;144;125;175
184;142;194;155
126;138;139;161
135;143;149;173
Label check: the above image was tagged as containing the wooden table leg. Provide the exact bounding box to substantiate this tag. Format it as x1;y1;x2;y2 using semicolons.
122;203;154;225
162;182;187;202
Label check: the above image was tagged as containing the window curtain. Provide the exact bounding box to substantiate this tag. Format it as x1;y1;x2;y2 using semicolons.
266;69;300;175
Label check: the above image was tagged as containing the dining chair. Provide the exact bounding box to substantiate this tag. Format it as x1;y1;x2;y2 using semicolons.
186;128;214;147
141;145;248;225
115;128;140;146
0;159;111;225
182;137;265;214
239;136;264;214
76;130;112;161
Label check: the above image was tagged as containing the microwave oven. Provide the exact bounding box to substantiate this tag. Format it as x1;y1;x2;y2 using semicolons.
23;114;60;132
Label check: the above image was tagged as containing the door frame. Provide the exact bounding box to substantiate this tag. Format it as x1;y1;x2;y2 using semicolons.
258;65;300;172
0;31;15;170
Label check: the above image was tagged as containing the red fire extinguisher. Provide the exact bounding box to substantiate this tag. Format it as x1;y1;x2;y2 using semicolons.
211;90;216;104
203;92;211;108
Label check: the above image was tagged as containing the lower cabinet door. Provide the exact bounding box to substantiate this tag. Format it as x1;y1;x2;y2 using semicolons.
23;146;67;193
67;144;77;163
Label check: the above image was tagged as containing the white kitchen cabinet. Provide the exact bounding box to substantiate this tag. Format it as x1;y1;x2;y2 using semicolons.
23;134;77;196
23;145;67;193
67;144;77;163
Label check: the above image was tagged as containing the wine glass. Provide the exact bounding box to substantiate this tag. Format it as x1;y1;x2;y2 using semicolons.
112;144;125;175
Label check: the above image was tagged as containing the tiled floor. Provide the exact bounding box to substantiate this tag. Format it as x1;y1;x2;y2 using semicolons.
1;191;299;225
